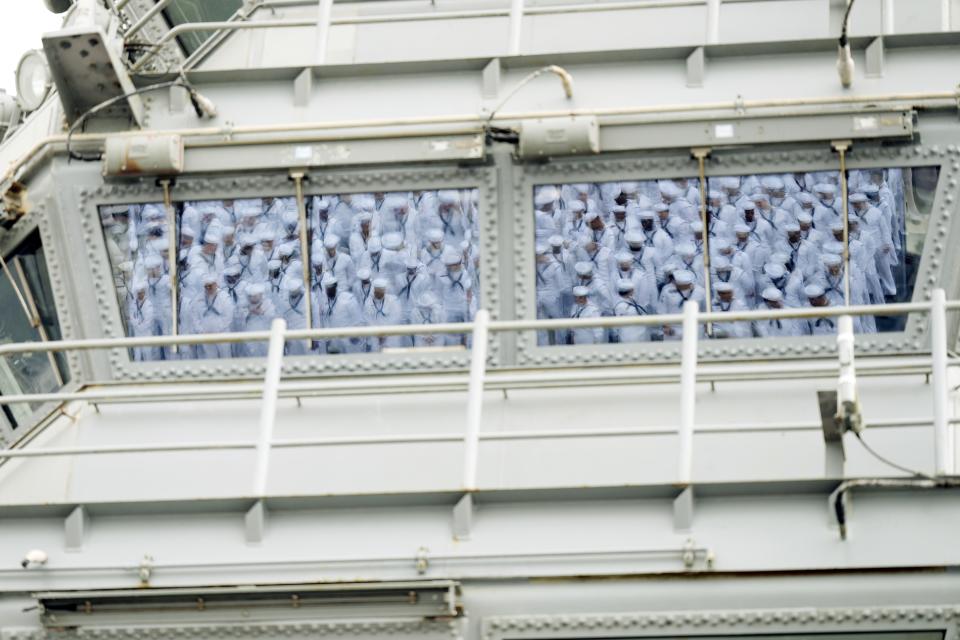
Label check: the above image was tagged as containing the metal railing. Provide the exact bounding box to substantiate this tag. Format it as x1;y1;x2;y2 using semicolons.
0;293;956;491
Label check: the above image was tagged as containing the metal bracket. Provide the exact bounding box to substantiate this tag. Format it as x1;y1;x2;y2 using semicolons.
138;554;154;586
415;546;430;575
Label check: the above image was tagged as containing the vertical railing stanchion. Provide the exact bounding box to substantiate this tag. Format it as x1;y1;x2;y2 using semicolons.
508;0;525;56
253;318;287;497
462;310;490;491
931;288;952;476
706;0;720;44
678;301;699;485
316;0;334;64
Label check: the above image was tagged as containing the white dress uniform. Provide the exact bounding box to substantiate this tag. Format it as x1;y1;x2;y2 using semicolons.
364;284;405;351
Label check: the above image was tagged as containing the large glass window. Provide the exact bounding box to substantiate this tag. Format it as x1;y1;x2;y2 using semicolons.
307;190;481;353
533;167;935;345
99;188;482;361
0;231;70;428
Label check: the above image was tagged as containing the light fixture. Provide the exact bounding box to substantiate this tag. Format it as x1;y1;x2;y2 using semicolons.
15;50;52;112
43;0;74;13
836;0;856;88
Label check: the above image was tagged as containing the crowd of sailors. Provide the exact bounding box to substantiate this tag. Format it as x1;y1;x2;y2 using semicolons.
534;170;907;344
101;190;481;360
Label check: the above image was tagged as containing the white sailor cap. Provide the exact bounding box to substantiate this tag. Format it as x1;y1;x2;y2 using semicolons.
373;277;389;289
368;237;383;252
638;209;656;220
572;285;590;297
713;256;732;270
144;255;163;269
278;243;295;257
611;205;627;215
763;262;785;278
761;287;784;302
585;210;600;222
849;192;868;203
438;190;460;206
426;228;444;243
323;234;340;249
804;284;825;298
822;253;842;267
549;234;565;248
761;176;785;190
574;261;593;276
284;278;304;293
535;243;549;256
616;279;635;293
673;270;695;286
797;212;813;224
568;200;586;213
690;220;704;232
382;232;403;250
357;267;371;280
734;223;751;235
751;192;770;203
797;192;815;204
715;282;734;294
405;256;420;269
442;248;462;266
785;223;801;233
615;251;633;263
321;273;338;287
815;183;837;194
268;259;282;271
534;187;558;207
625;231;644;245
246;283;266;298
676;242;696;256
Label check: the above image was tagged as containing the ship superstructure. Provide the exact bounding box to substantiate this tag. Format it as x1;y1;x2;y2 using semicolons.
0;1;959;639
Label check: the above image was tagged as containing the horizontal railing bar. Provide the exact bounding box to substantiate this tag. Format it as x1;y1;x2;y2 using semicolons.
0;301;942;356
1;417;947;459
0;356;940;406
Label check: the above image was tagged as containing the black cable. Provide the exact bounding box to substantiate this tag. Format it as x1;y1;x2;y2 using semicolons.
839;0;856;47
854;431;932;479
66;80;205;163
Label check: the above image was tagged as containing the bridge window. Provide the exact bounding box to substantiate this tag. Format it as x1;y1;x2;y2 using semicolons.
99;189;482;361
161;0;244;56
0;231;69;428
533;167;935;345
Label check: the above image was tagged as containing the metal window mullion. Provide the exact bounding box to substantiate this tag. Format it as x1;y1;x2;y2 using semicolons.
160;180;179;354
292;172;313;347
693;148;712;335
833;140;852;306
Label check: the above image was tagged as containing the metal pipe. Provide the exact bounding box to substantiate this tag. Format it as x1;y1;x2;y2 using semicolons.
942;0;952;31
126;0;174;37
0;300;935;358
462;310;490;491
160;179;179;354
7;91;957;184
508;0;524;56
693;148;712;335
678;300;698;485
253;318;286;496
290;172;313;344
0;416;950;459
931;288;952;475
0;356;940;406
315;0;334;65
834;140;852;305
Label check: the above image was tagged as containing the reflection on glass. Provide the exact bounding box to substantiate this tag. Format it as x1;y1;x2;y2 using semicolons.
307;190;481;353
533;179;701;345
0;231;69;428
534;168;935;344
100;189;482;361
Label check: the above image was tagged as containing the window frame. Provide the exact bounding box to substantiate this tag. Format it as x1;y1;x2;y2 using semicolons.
481;604;959;640
514;141;958;367
83;165;500;382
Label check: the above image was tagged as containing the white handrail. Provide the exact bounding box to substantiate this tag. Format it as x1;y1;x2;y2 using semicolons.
678;301;698;485
253;318;287;497
0;299;941;356
931;289;953;476
463;310;490;491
